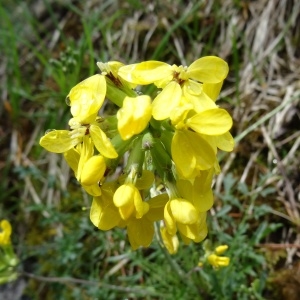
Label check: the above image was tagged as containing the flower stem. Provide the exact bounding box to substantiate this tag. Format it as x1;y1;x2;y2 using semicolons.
155;223;201;297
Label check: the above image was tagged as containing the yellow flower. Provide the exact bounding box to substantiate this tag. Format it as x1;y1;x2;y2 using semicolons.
39;58;234;253
113;183;149;220
97;61;136;89
80;155;106;186
164;198;208;243
177;169;215;212
126;194;168;250
90;182;122;230
207;254;230;268
185;108;232;135
118;56;228;120
160;227;179;254
200;243;230;268
162;179;210;245
202;81;224;102
117;95;152;140
63;137;105;196
171;130;216;179
215;245;229;255
170;105;233;179
40;73;117;159
118;57;228;87
39;129;82;154
178;212;208;243
67;74;107;124
97;61;124;81
200;131;235;154
90;184;168;250
63;136;92;179
118;58;233;178
40;117;117;158
168;198;198;226
0;220;12;245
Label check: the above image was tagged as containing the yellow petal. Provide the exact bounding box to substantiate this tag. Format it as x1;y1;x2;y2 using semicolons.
208;254;230;267
160;227;179;254
215;245;229;255
172;130;216;178
148;194;169;209
170;199;198;224
193;171;214;212
152;81;182;120
146;194;169;222
200;135;217;153
187;56;229;83
178;223;197;240
90;196;121;230
113;184;135;220
186;108;232;135
118;61;172;85
101;181;119;194
135;170;155;190
89;124;118;158
177;212;207;241
164;201;177;235
68;74;106;124
0;220;12;245
76;136;94;181
81;155;106;186
97;61;124;76
39;130;80;153
127;217;154;250
170;100;193;126
83;184;102;196
216;131;235;151
183;80;203;96
177;169;214;212
64;148;80;174
97;61;137;89
147;206;165;222
183;81;217;113
195;189;214;212
117;95;152;140
133;188;149;219
202;81;224;101
214;160;221;174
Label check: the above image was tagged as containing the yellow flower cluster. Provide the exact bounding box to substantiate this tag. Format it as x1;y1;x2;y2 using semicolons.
40;57;234;253
207;245;230;268
199;243;230;268
0;220;19;284
0;220;12;246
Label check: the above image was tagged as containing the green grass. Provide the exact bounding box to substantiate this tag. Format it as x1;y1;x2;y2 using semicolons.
1;0;300;299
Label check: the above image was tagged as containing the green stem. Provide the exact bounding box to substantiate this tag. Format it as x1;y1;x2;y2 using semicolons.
155;223;200;296
105;77;137;107
142;132;173;179
124;136;144;175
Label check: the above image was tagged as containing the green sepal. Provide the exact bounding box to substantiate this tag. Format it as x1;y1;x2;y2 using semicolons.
105;77;136;107
124;136;145;176
142;132;173;180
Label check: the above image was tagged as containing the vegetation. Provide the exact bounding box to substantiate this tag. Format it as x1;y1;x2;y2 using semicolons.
1;0;299;299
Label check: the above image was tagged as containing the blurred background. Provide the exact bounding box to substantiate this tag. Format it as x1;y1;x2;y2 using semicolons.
0;0;299;299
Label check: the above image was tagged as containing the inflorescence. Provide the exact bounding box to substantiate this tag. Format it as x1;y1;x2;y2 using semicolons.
40;57;234;254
